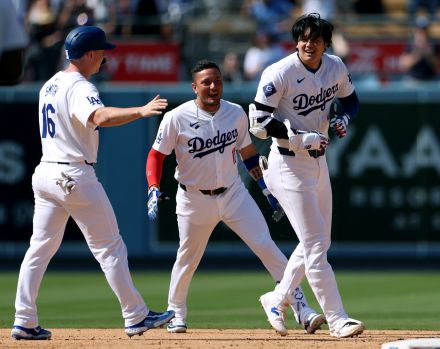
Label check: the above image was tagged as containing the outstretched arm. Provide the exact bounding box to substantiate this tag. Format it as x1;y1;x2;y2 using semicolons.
89;95;168;127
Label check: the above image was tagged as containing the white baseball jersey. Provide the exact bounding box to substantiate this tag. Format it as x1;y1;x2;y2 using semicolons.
152;99;251;189
255;51;357;328
14;70;151;330
154;99;317;323
255;52;354;151
39;71;103;163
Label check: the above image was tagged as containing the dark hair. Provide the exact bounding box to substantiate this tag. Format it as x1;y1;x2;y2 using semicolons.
291;13;334;48
191;60;221;79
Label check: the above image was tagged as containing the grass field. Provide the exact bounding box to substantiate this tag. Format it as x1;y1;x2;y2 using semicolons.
1;271;439;330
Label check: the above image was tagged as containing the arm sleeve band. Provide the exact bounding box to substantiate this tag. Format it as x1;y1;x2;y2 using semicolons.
253;100;288;139
254;101;275;113
339;91;359;120
265;119;289;139
146;148;166;188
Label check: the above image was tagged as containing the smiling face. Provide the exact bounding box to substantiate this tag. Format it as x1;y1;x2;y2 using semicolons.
296;28;327;70
192;67;223;113
291;14;333;71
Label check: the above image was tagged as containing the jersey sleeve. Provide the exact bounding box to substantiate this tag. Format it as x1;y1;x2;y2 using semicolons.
69;80;105;128
152;111;177;155
236;107;253;150
254;66;284;109
335;57;355;98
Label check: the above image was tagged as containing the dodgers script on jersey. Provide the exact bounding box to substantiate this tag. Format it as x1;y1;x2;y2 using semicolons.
255;52;354;151
153;100;251;189
39;71;104;163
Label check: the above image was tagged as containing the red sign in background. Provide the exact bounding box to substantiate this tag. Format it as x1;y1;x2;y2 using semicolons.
105;40;407;82
105;41;181;82
283;40;407;79
347;40;406;76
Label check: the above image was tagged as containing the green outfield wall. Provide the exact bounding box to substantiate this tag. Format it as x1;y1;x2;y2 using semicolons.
1;81;440;262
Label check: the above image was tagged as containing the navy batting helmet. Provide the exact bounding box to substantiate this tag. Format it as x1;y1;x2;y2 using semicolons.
64;26;116;60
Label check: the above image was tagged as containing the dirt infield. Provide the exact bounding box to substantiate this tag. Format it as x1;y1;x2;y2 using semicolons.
2;329;440;349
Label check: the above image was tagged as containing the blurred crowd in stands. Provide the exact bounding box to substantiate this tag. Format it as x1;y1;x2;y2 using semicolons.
1;0;440;85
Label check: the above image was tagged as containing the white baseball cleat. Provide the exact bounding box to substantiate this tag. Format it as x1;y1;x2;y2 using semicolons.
330;318;365;338
302;312;326;334
259;291;288;336
167;318;187;333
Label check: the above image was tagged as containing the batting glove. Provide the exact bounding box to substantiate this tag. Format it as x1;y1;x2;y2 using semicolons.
147;187;170;221
263;190;285;222
283;119;329;152
55;172;76;195
330;113;350;138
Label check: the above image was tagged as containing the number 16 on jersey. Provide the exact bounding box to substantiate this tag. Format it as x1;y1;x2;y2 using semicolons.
41;103;56;138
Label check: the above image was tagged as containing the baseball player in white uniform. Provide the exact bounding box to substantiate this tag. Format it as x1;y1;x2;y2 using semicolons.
248;14;365;338
146;60;325;334
11;26;174;341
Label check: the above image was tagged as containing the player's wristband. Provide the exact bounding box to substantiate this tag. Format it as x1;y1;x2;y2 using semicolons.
243;154;270;194
242;153;260;171
256;177;270;196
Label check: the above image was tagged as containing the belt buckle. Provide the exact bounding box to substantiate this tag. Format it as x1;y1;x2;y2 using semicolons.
200;188;221;196
199;187;227;196
215;187;226;195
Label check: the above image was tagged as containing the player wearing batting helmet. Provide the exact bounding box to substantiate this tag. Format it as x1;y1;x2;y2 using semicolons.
11;25;174;340
249;13;365;338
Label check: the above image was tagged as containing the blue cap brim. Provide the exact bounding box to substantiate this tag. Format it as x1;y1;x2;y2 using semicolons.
104;42;116;50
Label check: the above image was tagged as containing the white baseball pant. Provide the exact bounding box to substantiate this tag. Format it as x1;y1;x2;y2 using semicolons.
263;151;348;327
167;178;310;321
13;162;148;328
